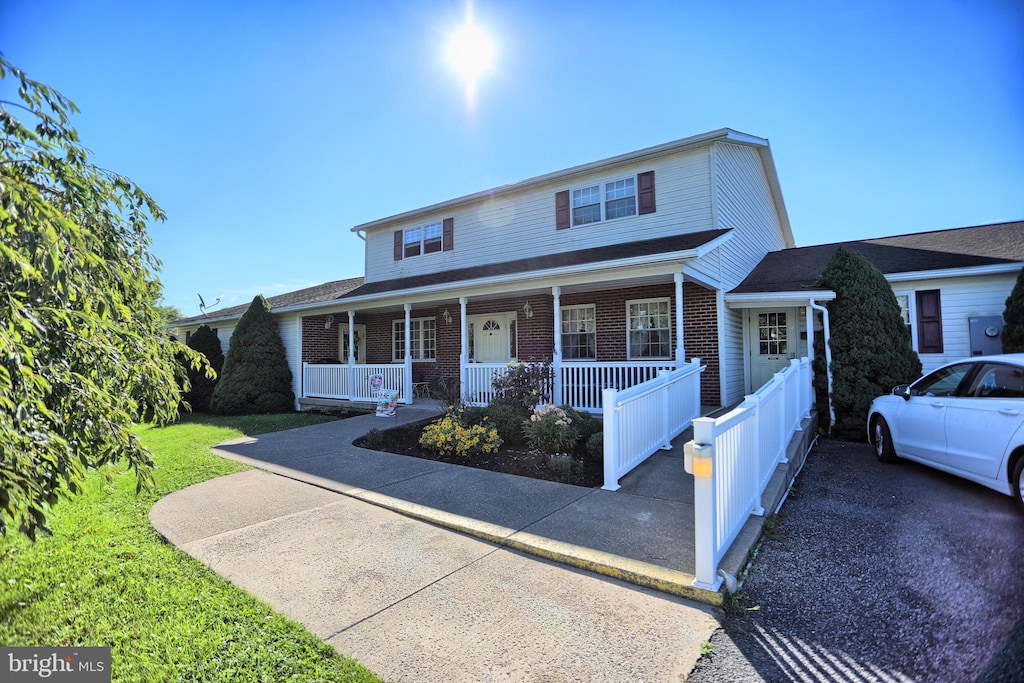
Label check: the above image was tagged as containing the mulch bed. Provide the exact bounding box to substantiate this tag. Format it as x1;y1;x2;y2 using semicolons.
353;419;603;487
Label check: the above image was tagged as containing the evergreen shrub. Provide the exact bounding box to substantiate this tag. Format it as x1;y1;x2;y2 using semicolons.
1002;267;1024;353
815;246;922;439
181;324;223;413
210;295;295;415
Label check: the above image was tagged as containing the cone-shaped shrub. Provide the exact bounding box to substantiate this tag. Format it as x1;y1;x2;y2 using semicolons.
815;246;922;440
181;324;223;413
210;295;294;415
1001;267;1024;353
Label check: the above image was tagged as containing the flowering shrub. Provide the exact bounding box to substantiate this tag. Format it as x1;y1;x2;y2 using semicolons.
420;410;502;458
523;404;580;455
491;361;553;412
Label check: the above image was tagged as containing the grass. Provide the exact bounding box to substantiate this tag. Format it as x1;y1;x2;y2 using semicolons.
0;412;381;682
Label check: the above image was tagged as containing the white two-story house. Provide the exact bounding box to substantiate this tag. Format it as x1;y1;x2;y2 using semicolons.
175;128;795;412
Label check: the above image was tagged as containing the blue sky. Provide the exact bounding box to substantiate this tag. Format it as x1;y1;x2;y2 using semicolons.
2;0;1022;317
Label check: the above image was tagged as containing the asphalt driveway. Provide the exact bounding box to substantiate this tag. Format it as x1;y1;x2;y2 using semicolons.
688;438;1024;682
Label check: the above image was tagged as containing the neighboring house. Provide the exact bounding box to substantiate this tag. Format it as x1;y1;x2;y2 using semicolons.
174;128;794;411
729;220;1024;385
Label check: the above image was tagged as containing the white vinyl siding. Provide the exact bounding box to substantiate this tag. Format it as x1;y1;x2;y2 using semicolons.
362;147;712;284
276;314;300;409
886;273;1018;375
712;142;788;291
721;298;745;406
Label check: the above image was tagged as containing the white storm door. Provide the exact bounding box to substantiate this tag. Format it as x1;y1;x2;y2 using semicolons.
750;309;796;390
339;324;366;363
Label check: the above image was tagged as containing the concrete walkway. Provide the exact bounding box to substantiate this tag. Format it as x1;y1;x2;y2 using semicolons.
149;405;769;680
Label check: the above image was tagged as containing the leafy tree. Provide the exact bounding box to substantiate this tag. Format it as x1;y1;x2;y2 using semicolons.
210;295;294;415
182;325;224;413
815;246;922;439
0;58;206;539
1001;267;1024;353
155;302;184;329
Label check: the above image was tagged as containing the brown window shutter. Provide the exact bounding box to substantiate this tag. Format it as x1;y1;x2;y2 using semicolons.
638;170;656;214
555;190;570;229
393;231;403;261
443;217;454;251
916;289;943;353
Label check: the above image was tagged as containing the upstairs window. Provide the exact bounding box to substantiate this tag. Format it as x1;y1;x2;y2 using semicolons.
393;218;454;260
556;171;655;229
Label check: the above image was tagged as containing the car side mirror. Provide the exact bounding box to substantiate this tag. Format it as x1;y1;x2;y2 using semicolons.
892;385;911;400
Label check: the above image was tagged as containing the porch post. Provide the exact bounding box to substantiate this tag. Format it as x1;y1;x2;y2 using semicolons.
674;272;685;366
551;286;562;406
347;310;356;400
459;297;468;396
403;303;412;404
805;303;814;361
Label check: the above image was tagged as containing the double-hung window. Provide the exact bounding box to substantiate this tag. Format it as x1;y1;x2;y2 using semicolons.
393;317;436;361
557;171;653;229
561;305;596;360
403;221;442;258
627;298;671;359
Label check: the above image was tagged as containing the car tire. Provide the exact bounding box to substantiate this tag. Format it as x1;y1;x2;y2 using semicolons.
1012;458;1024;513
872;417;898;463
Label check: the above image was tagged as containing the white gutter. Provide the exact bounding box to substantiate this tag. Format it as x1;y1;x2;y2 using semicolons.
884;263;1021;283
725;290;836;307
809;299;835;432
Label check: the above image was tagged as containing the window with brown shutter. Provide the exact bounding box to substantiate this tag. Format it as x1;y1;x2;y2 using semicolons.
555;190;570;230
916;289;943;353
638;170;656;214
393;231;404;261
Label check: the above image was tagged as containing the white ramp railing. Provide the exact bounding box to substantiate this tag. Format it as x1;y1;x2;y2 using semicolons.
685;358;812;591
561;361;676;413
602;358;704;491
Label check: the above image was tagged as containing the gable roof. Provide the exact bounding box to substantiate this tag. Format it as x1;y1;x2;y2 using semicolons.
341;230;731;299
352;128;793;249
731;220;1024;295
171;277;364;326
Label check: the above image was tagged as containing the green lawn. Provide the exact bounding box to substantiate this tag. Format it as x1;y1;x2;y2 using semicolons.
0;413;381;682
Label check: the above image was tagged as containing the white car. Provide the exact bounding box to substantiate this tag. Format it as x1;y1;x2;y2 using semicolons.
867;354;1024;511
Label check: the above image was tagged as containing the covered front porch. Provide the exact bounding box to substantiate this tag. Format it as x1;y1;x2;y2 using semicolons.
296;270;724;414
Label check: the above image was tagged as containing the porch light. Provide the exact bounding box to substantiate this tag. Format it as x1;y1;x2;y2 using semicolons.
324;315;334;329
523;301;533;318
442;308;452;325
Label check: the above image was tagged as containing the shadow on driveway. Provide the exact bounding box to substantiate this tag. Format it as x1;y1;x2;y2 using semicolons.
688;438;1024;682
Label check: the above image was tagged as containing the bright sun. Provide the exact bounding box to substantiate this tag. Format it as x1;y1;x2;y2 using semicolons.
445;6;496;106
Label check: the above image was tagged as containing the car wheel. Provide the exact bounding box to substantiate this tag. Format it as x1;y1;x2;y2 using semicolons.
873;417;898;463
1013;458;1024;512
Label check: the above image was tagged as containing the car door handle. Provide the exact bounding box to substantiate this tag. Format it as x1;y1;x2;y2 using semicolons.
930;402;946;408
999;408;1020;416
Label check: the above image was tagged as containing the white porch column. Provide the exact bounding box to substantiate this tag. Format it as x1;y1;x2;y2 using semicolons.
403;303;412;404
805;304;814;361
674;272;685;366
347;310;356;400
551;286;562;405
459;297;468;394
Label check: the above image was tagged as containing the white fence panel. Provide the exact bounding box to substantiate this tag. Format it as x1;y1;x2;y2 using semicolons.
463;364;508;406
602;359;704;491
302;363;349;400
561;361;675;413
301;364;409;403
686;356;812;591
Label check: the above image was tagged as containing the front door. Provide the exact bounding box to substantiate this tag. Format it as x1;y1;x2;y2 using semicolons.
338;324;366;363
749;309;797;390
469;314;510;363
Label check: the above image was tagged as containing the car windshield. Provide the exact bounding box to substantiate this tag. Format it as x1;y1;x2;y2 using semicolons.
910;363;974;397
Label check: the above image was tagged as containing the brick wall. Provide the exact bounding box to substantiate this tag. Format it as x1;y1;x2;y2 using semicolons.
301;315;340;363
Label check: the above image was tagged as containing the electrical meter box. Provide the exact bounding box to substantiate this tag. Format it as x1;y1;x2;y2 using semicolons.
968;316;1004;356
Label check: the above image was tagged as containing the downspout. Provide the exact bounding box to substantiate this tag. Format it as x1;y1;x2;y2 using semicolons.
808;299;835;432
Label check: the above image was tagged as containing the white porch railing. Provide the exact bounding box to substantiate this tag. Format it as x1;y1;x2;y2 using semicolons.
601;358;704;491
463;363;510;406
685;357;812;591
562;361;677;413
302;363;410;403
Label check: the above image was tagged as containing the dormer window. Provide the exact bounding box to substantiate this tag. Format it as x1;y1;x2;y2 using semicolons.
556;170;654;230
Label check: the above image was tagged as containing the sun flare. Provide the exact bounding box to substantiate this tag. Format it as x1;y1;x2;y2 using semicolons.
445;5;496;107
